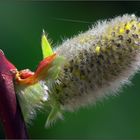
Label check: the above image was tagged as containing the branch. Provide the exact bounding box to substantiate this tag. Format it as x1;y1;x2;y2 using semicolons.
0;50;28;139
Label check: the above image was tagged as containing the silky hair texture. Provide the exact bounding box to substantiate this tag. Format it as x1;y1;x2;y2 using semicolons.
16;14;140;126
51;14;140;110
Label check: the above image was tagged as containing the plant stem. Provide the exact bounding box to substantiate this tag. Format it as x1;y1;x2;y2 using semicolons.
0;51;28;139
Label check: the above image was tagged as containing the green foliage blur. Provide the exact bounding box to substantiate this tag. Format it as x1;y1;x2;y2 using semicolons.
0;1;140;139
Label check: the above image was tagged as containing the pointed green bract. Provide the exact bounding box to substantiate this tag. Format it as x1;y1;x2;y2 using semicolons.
41;30;53;58
45;105;63;128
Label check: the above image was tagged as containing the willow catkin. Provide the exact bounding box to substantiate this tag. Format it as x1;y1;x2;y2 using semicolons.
47;14;140;112
16;14;140;126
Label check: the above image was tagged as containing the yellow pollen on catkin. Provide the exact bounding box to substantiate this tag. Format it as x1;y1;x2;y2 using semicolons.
138;23;140;28
95;46;100;55
125;23;131;30
80;39;85;44
119;28;125;34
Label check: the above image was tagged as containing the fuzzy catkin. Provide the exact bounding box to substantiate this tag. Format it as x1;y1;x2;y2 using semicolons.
47;14;140;111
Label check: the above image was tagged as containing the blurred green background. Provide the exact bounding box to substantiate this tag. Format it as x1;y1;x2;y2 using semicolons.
0;1;140;139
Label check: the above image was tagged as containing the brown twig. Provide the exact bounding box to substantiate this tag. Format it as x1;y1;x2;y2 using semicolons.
0;50;28;139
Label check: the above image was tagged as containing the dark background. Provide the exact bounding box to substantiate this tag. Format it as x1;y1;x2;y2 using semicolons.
0;1;140;139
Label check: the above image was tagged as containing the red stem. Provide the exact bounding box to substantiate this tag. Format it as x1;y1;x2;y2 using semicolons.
0;51;28;139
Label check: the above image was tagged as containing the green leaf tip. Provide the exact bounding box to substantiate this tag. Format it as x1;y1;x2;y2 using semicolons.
41;29;53;58
45;106;63;128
